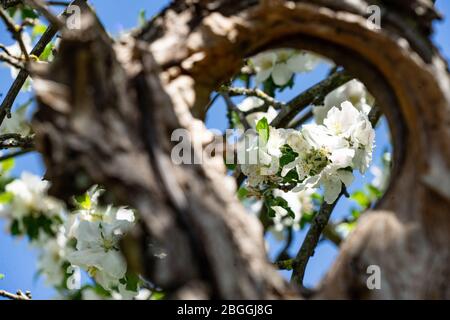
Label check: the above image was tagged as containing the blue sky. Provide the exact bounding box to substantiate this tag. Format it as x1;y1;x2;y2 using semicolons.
0;0;448;299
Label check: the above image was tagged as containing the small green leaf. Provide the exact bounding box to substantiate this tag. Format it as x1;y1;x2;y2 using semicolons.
256;117;270;144
265;195;295;219
21;7;39;20
1;158;15;172
32;23;48;38
279;144;298;168
125;273;140;292
39;42;54;62
151;291;165;300
138;10;146;27
367;184;382;199
300;211;315;229
10;219;21;236
0;192;13;204
0;273;5;280
350;191;370;208
75;193;91;210
237;187;248;200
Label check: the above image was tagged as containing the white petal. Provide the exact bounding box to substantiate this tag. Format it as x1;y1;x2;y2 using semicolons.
272;63;293;86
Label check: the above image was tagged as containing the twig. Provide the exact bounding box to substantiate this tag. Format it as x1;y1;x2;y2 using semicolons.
222;93;251;130
0;148;32;161
0;133;35;149
0;289;31;300
24;0;64;29
0;7;30;60
271;71;353;128
290;193;342;286
0;0;83;125
0;53;25;70
288;108;313;129
219;85;286;110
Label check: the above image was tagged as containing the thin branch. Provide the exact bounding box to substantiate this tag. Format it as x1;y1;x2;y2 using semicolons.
219;85;286;110
288;108;313;129
0;289;31;300
275;227;294;261
271;71;353;128
291;192;342;286
0;7;30;60
0;133;35;149
24;0;64;29
222;93;251;130
0;148;33;161
0;0;83;125
0;53;25;70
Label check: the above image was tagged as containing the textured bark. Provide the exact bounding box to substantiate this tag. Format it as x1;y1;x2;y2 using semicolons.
30;0;450;299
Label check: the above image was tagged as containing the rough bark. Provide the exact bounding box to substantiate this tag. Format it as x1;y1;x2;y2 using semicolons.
30;0;450;299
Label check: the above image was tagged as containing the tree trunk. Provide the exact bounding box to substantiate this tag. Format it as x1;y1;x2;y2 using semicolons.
30;0;450;299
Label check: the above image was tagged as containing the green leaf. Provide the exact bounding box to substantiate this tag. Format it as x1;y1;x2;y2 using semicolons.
300;211;315;229
256;117;270;144
0;192;13;204
75;192;91;210
279;145;298;168
351;208;361;219
1;158;15;172
151;291;165;300
229;110;241;129
21;7;39;20
138;10;146;27
125;273;140;292
10;219;21;236
367;184;382;199
262;77;276;97
39;42;54;62
265;195;295;219
0;273;5;280
237;187;248;200
32;23;47;38
225;163;236;171
350;190;370;208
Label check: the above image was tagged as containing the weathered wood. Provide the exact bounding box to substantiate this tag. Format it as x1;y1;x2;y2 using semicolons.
31;0;450;299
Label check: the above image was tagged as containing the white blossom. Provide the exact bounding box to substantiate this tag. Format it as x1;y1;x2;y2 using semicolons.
35;230;69;287
237;97;278;128
0;172;63;220
250;49;320;86
313;79;374;124
66;205;135;291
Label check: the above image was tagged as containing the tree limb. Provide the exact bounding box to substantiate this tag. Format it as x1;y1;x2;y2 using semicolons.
271;71;353;128
0;289;31;300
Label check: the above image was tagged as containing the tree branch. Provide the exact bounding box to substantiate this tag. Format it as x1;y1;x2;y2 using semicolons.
0;0;85;125
291;194;342;286
0;289;31;300
0;133;34;149
219;85;286;110
271;71;353;128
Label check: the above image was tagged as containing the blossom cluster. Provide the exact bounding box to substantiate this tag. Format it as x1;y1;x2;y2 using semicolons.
238;100;375;204
0;170;146;299
235;69;376;234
